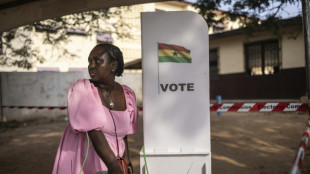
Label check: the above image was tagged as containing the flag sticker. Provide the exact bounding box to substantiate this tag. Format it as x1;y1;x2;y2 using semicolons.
158;43;192;63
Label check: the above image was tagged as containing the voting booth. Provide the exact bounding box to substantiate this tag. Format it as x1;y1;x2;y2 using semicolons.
140;11;211;174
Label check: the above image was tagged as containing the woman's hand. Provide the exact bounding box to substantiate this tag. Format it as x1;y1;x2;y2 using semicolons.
127;162;133;174
123;136;133;173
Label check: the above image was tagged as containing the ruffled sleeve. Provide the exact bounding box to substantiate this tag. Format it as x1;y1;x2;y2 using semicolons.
123;85;138;135
67;79;106;132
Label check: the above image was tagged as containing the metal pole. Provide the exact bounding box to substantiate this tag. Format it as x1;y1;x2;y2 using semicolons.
302;0;310;117
0;33;2;121
0;72;3;121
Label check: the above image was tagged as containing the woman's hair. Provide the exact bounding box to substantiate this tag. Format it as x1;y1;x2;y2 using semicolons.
95;43;124;77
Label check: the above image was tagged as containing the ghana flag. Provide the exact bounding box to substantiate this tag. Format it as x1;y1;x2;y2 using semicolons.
158;43;192;63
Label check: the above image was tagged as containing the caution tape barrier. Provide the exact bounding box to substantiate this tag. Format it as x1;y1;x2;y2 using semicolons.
290;120;310;174
2;103;308;112
138;103;308;112
210;103;308;112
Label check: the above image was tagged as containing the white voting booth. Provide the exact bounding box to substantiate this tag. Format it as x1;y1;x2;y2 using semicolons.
140;11;211;174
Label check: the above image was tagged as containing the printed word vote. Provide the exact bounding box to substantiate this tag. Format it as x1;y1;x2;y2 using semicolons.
160;83;194;92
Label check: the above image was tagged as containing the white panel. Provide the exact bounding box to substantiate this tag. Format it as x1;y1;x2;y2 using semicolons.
141;11;210;173
140;154;212;174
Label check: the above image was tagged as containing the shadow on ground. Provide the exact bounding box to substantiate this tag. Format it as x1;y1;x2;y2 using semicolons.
0;112;309;174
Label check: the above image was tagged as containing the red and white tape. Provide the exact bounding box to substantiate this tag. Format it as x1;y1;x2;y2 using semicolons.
290;120;310;174
2;103;308;112
210;103;308;112
1;106;67;110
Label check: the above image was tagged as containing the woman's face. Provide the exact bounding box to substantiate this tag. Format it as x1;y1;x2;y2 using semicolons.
88;46;117;82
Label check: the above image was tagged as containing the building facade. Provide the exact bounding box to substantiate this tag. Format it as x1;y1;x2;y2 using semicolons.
1;1;306;100
0;1;199;72
209;17;306;100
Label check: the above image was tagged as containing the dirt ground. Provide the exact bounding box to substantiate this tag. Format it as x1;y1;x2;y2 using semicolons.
0;111;309;174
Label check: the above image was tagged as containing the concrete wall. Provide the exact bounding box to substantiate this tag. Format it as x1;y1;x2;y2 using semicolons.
282;26;305;69
1;71;142;121
116;70;143;105
210;35;245;74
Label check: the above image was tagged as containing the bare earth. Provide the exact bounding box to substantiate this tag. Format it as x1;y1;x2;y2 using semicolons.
0;111;309;174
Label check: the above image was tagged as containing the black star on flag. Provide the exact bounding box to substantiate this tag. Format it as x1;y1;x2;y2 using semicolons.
173;51;178;56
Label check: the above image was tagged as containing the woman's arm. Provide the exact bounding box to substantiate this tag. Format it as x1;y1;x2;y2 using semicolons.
123;136;133;174
88;130;123;174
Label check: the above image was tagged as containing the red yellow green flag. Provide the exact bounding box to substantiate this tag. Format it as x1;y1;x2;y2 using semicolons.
158;43;192;63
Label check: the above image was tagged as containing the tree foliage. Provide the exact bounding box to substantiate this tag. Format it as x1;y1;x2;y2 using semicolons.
0;1;302;69
0;7;132;69
195;0;301;36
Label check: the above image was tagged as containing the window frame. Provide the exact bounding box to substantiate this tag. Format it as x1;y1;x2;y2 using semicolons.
244;39;281;76
209;48;220;80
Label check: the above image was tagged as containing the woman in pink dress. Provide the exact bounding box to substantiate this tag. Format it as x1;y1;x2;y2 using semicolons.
52;44;138;174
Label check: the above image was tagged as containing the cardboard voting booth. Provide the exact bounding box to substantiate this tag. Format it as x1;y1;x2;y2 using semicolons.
140;11;211;174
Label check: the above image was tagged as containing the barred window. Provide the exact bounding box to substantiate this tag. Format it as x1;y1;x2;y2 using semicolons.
209;49;219;79
245;40;280;76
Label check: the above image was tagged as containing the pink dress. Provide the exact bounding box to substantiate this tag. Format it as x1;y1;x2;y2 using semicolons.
52;79;138;174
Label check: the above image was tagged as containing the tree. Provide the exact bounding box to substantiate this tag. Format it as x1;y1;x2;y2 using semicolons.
0;6;133;69
1;1;302;70
195;0;301;36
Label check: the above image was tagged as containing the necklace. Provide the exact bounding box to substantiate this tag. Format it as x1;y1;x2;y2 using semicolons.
107;95;114;109
98;82;116;110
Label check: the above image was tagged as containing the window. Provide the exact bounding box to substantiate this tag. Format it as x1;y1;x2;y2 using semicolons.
209;49;219;79
212;23;226;33
37;67;59;72
245;40;280;76
96;32;114;44
68;68;87;72
34;24;57;33
66;28;87;36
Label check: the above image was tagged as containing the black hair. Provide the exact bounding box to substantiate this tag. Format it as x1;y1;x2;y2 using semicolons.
95;43;124;77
